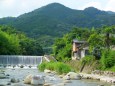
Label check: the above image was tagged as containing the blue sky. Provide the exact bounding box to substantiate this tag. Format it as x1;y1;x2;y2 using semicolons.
0;0;115;18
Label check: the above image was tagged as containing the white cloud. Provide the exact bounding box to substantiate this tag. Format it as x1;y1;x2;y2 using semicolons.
105;0;115;12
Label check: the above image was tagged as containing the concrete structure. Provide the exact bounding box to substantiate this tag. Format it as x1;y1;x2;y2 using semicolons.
43;55;57;62
72;39;89;60
0;55;42;66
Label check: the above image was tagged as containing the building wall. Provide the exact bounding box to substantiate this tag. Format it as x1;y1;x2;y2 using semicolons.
73;43;78;52
81;50;85;58
72;42;88;60
72;43;80;60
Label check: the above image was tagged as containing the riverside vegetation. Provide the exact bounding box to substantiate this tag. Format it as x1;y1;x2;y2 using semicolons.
40;26;115;74
38;62;71;74
38;25;115;76
0;24;114;73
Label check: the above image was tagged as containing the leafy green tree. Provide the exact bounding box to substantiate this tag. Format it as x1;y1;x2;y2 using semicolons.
88;30;104;59
19;37;44;55
0;25;44;55
103;26;115;49
87;26;115;69
53;27;90;61
53;38;65;57
101;50;115;69
0;30;20;55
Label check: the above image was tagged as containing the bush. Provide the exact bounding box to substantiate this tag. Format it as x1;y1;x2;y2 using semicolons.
38;62;47;71
55;62;71;74
38;62;71;74
100;50;115;70
66;60;81;72
81;55;95;64
105;57;115;68
106;66;115;72
46;62;55;71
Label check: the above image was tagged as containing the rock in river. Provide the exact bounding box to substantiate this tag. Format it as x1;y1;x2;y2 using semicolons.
24;74;33;84
0;73;6;79
63;72;81;80
31;75;45;85
11;78;20;83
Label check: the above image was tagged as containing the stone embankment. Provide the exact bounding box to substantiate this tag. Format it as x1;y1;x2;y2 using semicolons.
80;70;115;84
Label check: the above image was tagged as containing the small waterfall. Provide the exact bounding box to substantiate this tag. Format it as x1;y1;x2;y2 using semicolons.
0;55;42;66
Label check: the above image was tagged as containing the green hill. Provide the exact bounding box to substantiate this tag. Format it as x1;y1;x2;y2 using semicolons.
0;3;115;48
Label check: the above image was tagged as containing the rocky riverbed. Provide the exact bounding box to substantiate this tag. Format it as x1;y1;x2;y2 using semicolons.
0;67;113;86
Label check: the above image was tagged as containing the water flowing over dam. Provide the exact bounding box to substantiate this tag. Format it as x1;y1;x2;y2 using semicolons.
0;55;42;66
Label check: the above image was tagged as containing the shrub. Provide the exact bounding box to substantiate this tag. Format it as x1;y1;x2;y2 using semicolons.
46;62;55;71
106;66;115;72
100;50;115;70
38;62;47;71
105;57;115;68
55;62;71;74
66;60;81;72
81;55;95;64
38;62;71;74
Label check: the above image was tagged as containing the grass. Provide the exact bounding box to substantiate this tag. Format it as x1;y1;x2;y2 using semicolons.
66;55;99;73
38;62;71;74
39;55;115;75
104;66;115;72
66;60;81;72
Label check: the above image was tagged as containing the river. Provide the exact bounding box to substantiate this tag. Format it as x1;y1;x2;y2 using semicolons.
0;67;112;86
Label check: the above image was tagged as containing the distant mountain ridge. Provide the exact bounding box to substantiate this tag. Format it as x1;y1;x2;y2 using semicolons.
107;11;115;14
0;3;115;47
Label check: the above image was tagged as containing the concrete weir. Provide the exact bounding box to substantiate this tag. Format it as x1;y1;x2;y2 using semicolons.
0;55;43;66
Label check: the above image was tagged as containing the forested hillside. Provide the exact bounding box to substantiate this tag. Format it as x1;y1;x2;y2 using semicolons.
0;3;115;48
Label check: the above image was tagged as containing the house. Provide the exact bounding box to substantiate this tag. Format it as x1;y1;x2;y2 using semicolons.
72;39;89;60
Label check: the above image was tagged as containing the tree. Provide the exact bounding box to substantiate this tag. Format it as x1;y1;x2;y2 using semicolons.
103;26;115;49
0;25;44;55
19;37;44;55
0;30;20;55
52;27;90;61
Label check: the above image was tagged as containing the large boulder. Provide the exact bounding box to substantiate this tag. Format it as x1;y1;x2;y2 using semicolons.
0;84;6;86
63;75;70;80
10;78;20;83
43;83;53;86
0;73;6;79
44;69;51;73
31;75;45;85
63;72;81;80
24;74;33;84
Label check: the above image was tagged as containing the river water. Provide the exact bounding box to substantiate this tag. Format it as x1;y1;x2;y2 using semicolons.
0;67;112;86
